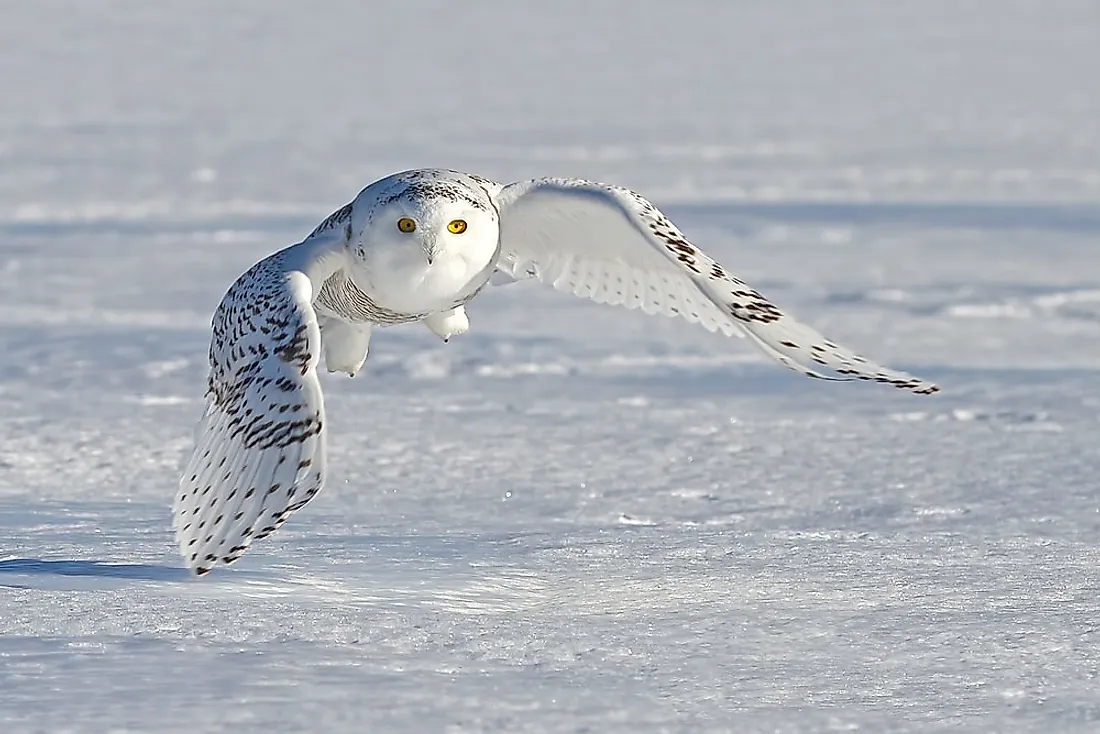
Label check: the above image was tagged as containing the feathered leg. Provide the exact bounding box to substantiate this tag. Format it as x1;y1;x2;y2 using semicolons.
423;306;470;342
319;316;372;376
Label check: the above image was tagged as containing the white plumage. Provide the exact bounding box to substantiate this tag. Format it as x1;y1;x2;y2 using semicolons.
174;169;938;575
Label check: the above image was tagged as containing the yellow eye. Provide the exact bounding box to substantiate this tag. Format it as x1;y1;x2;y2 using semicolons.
447;219;468;234
396;217;417;233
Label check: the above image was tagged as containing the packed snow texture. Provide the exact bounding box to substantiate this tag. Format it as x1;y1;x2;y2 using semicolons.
1;1;1099;731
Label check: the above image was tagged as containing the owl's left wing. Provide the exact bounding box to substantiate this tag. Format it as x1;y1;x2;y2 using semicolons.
492;178;938;394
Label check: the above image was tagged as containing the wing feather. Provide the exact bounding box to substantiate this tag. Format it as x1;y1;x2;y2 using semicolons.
173;255;329;575
493;179;938;394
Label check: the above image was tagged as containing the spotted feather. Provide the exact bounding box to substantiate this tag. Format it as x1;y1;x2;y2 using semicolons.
493;178;938;394
174;252;330;575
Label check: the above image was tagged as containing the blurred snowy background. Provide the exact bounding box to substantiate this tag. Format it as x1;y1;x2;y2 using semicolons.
1;1;1099;731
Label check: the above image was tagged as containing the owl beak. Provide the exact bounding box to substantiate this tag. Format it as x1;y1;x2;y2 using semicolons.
423;239;437;265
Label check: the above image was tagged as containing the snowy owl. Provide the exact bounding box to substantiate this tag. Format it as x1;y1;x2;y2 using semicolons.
173;169;938;575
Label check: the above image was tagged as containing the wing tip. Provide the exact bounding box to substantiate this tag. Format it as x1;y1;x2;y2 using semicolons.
854;371;941;396
864;369;940;396
184;552;247;578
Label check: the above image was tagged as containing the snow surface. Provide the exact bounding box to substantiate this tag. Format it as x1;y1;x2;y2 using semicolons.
2;1;1100;731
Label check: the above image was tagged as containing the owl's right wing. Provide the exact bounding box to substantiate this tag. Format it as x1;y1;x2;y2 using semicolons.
173;252;329;576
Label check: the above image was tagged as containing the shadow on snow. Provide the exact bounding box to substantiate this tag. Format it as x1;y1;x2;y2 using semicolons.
0;557;188;582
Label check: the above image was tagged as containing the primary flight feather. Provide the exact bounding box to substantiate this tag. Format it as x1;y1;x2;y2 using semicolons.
174;169;938;575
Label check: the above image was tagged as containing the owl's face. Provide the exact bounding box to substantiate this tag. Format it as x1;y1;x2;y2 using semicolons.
361;196;496;267
345;172;500;314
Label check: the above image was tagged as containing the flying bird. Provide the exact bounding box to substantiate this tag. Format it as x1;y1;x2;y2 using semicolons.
173;169;938;575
